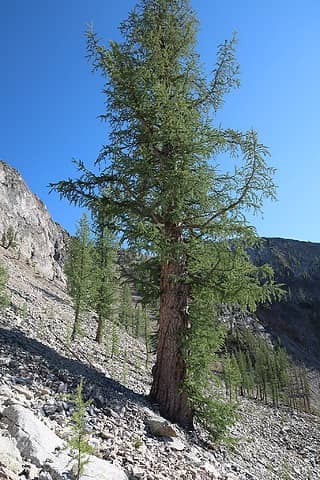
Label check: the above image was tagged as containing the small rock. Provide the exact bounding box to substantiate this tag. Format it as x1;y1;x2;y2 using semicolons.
105;407;120;418
94;394;105;409
13;385;33;400
39;388;51;396
43;403;57;416
55;401;65;413
100;430;114;440
0;357;11;366
15;377;32;385
225;474;238;480
57;383;67;394
201;462;221;478
21;463;39;479
82;455;128;480
0;384;12;397
132;466;144;478
38;472;53;480
164;437;185;451
146;416;178;438
185;450;202;465
0;465;20;480
47;452;128;480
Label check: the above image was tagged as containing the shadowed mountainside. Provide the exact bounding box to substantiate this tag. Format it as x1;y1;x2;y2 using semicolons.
251;237;320;368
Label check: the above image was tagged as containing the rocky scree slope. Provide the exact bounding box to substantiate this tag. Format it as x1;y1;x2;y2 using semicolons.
0;161;320;479
0;160;68;281
1;245;320;480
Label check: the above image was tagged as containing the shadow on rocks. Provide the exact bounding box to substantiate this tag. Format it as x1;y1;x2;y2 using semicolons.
0;326;149;410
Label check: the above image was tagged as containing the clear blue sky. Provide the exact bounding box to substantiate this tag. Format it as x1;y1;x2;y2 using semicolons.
1;0;319;239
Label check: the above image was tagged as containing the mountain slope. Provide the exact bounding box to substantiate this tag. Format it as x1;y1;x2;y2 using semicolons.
1;238;320;480
0;161;320;479
252;238;320;369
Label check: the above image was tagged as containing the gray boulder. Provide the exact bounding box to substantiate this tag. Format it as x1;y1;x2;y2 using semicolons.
2;405;64;466
46;451;128;480
0;434;23;474
80;455;128;480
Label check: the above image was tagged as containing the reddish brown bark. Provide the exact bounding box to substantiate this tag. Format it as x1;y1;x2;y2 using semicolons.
150;260;193;428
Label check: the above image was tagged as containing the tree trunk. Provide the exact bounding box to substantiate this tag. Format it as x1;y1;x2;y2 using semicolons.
95;313;105;344
71;303;80;341
150;260;193;428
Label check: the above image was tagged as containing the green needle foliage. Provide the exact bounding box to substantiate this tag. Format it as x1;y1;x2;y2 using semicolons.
91;207;118;344
64;214;93;341
0;262;8;309
111;318;120;358
68;380;94;480
222;354;241;401
143;307;152;368
134;303;144;338
119;283;134;332
52;0;281;430
222;327;311;412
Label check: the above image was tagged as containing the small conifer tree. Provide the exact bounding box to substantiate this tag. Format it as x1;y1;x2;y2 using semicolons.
64;214;93;341
0;262;8;308
134;304;145;338
144;307;151;368
111;319;119;358
222;354;241;401
119;283;134;333
222;327;312;412
91;208;118;344
68;380;94;480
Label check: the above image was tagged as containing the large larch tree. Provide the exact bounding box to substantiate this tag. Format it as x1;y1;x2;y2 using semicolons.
52;0;279;429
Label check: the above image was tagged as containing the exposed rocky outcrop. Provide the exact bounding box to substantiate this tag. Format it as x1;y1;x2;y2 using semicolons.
3;405;64;466
0;160;68;281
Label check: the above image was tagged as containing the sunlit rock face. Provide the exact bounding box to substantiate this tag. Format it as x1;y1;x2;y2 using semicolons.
0;160;68;281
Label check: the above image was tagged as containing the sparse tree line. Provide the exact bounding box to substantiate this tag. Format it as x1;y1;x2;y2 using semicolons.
68;214;312;414
65;212;152;362
0;212;313;443
0;214;313;440
221;327;311;412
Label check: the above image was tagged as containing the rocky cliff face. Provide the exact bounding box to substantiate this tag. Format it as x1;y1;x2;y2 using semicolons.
0;160;68;281
251;237;320;368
